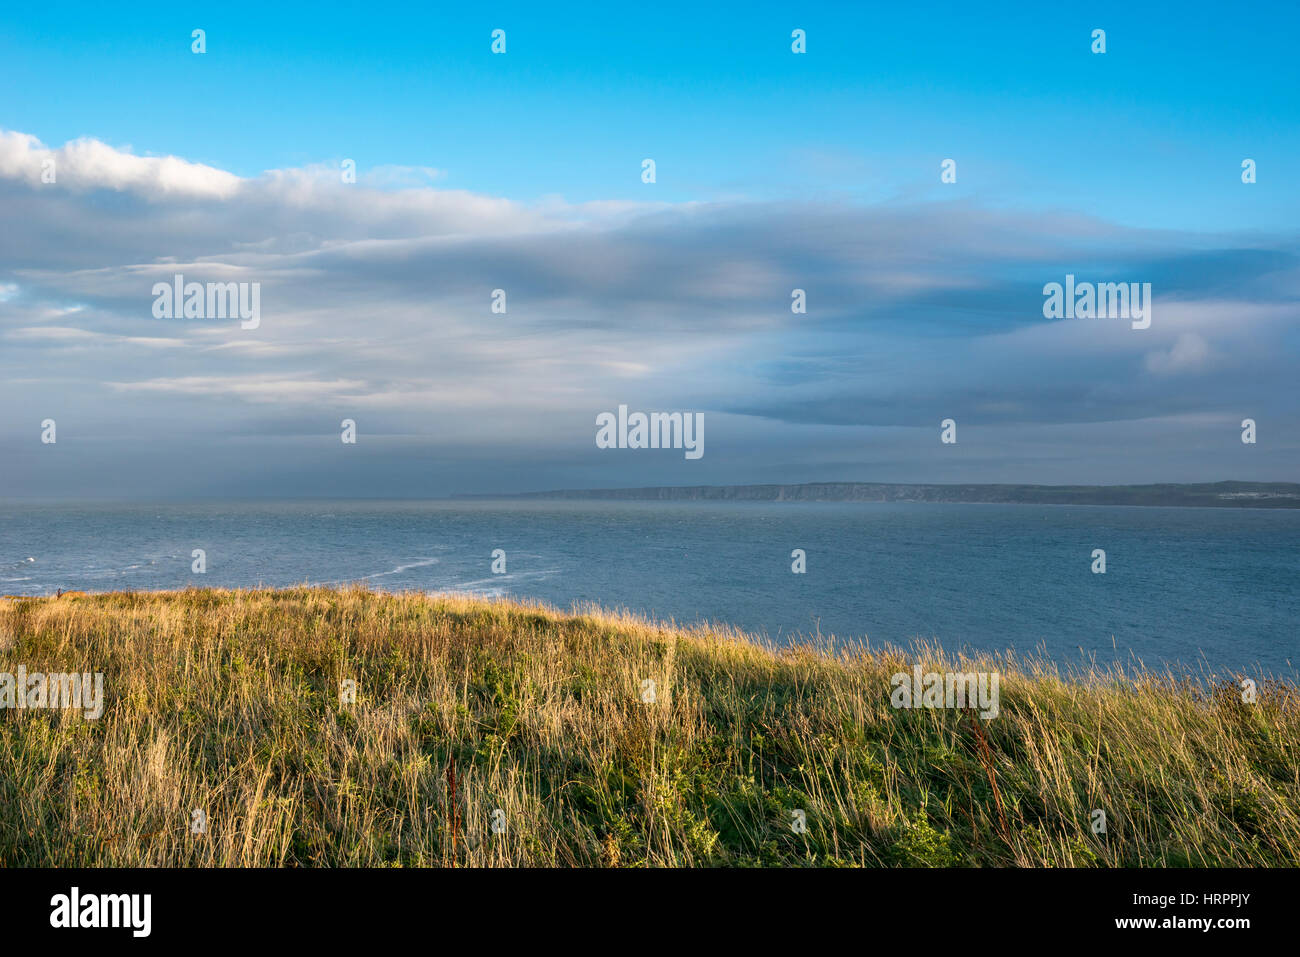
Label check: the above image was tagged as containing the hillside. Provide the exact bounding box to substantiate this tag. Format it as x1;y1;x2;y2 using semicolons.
1;588;1297;866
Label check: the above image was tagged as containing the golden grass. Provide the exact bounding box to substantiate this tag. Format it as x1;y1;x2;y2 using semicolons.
0;586;1296;867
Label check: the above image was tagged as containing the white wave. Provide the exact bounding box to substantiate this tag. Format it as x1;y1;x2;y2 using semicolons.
365;557;442;579
450;568;561;590
309;557;443;587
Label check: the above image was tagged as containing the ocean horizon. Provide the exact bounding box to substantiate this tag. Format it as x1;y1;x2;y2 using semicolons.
4;498;1296;678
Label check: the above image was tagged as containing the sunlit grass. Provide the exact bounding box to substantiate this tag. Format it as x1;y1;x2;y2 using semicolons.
0;586;1296;867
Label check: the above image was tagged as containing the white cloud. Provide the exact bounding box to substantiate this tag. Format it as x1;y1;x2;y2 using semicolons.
1145;333;1212;375
0;130;242;199
106;374;369;403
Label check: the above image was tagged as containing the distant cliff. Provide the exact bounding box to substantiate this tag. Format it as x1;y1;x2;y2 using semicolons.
495;481;1300;507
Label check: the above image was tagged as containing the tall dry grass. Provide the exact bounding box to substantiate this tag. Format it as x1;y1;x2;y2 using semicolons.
0;587;1296;866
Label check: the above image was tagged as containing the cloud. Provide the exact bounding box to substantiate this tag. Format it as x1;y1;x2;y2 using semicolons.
360;165;445;189
1145;332;1212;375
1;128;1297;497
106;374;370;403
0;130;242;198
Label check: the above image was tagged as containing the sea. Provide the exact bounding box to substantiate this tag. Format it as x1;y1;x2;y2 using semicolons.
2;500;1296;677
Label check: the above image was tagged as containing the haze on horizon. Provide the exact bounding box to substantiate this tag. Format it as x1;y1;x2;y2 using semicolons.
1;2;1297;501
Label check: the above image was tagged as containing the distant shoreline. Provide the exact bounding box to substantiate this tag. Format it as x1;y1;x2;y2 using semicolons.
460;480;1300;509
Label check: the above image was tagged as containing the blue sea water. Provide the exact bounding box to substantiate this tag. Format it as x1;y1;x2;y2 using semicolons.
1;500;1296;677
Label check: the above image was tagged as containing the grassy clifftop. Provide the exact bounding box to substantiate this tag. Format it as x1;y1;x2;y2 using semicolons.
0;587;1296;867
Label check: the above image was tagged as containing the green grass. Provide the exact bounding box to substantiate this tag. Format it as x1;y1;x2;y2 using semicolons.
0;586;1296;867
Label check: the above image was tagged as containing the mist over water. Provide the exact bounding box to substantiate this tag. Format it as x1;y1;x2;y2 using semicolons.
2;499;1296;676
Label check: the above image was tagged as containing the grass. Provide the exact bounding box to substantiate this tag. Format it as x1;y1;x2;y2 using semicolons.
0;586;1297;867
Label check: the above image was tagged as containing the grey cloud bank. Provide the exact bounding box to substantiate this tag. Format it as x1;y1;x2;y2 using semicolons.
1;130;1296;500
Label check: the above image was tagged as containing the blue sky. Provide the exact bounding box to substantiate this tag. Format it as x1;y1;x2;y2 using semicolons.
4;1;1297;226
0;1;1297;498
